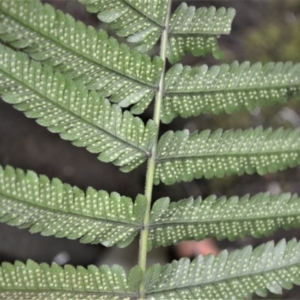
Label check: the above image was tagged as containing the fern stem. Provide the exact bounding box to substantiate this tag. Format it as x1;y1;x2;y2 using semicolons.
138;1;172;299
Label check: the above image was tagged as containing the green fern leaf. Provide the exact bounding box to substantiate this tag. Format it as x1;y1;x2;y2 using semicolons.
145;239;300;299
0;44;157;171
162;61;300;123
0;165;146;247
167;4;235;64
148;193;300;249
0;0;163;114
128;266;143;291
0;260;137;299
79;0;169;53
155;127;300;185
79;1;234;63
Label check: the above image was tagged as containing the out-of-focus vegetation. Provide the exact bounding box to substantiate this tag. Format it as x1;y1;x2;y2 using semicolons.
245;0;300;64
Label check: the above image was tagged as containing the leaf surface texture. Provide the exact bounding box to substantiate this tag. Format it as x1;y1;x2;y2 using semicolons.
148;193;300;249
0;260;137;299
167;4;235;63
162;61;300;123
155;127;300;184
0;166;146;247
79;1;234;63
145;239;300;299
79;0;169;53
0;45;157;171
0;0;163;113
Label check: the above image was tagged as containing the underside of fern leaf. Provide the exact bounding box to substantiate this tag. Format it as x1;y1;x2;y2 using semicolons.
79;0;169;53
0;165;146;247
1;0;300;299
0;44;157;171
148;193;300;249
79;0;235;63
145;239;300;299
155;127;300;185
0;260;138;299
162;61;300;123
1;240;300;300
0;0;163;114
167;4;235;63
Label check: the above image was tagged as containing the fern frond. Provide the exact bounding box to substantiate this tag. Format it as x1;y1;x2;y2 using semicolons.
162;61;300;123
145;239;300;299
167;4;235;64
0;166;146;247
79;0;169;53
0;0;163;114
148;193;300;249
0;44;157;172
0;260;138;299
79;1;234;64
155;127;300;185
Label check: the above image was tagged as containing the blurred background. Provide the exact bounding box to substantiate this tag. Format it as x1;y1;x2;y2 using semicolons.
0;1;300;298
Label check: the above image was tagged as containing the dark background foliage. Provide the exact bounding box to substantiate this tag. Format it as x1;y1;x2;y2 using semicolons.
1;1;300;298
